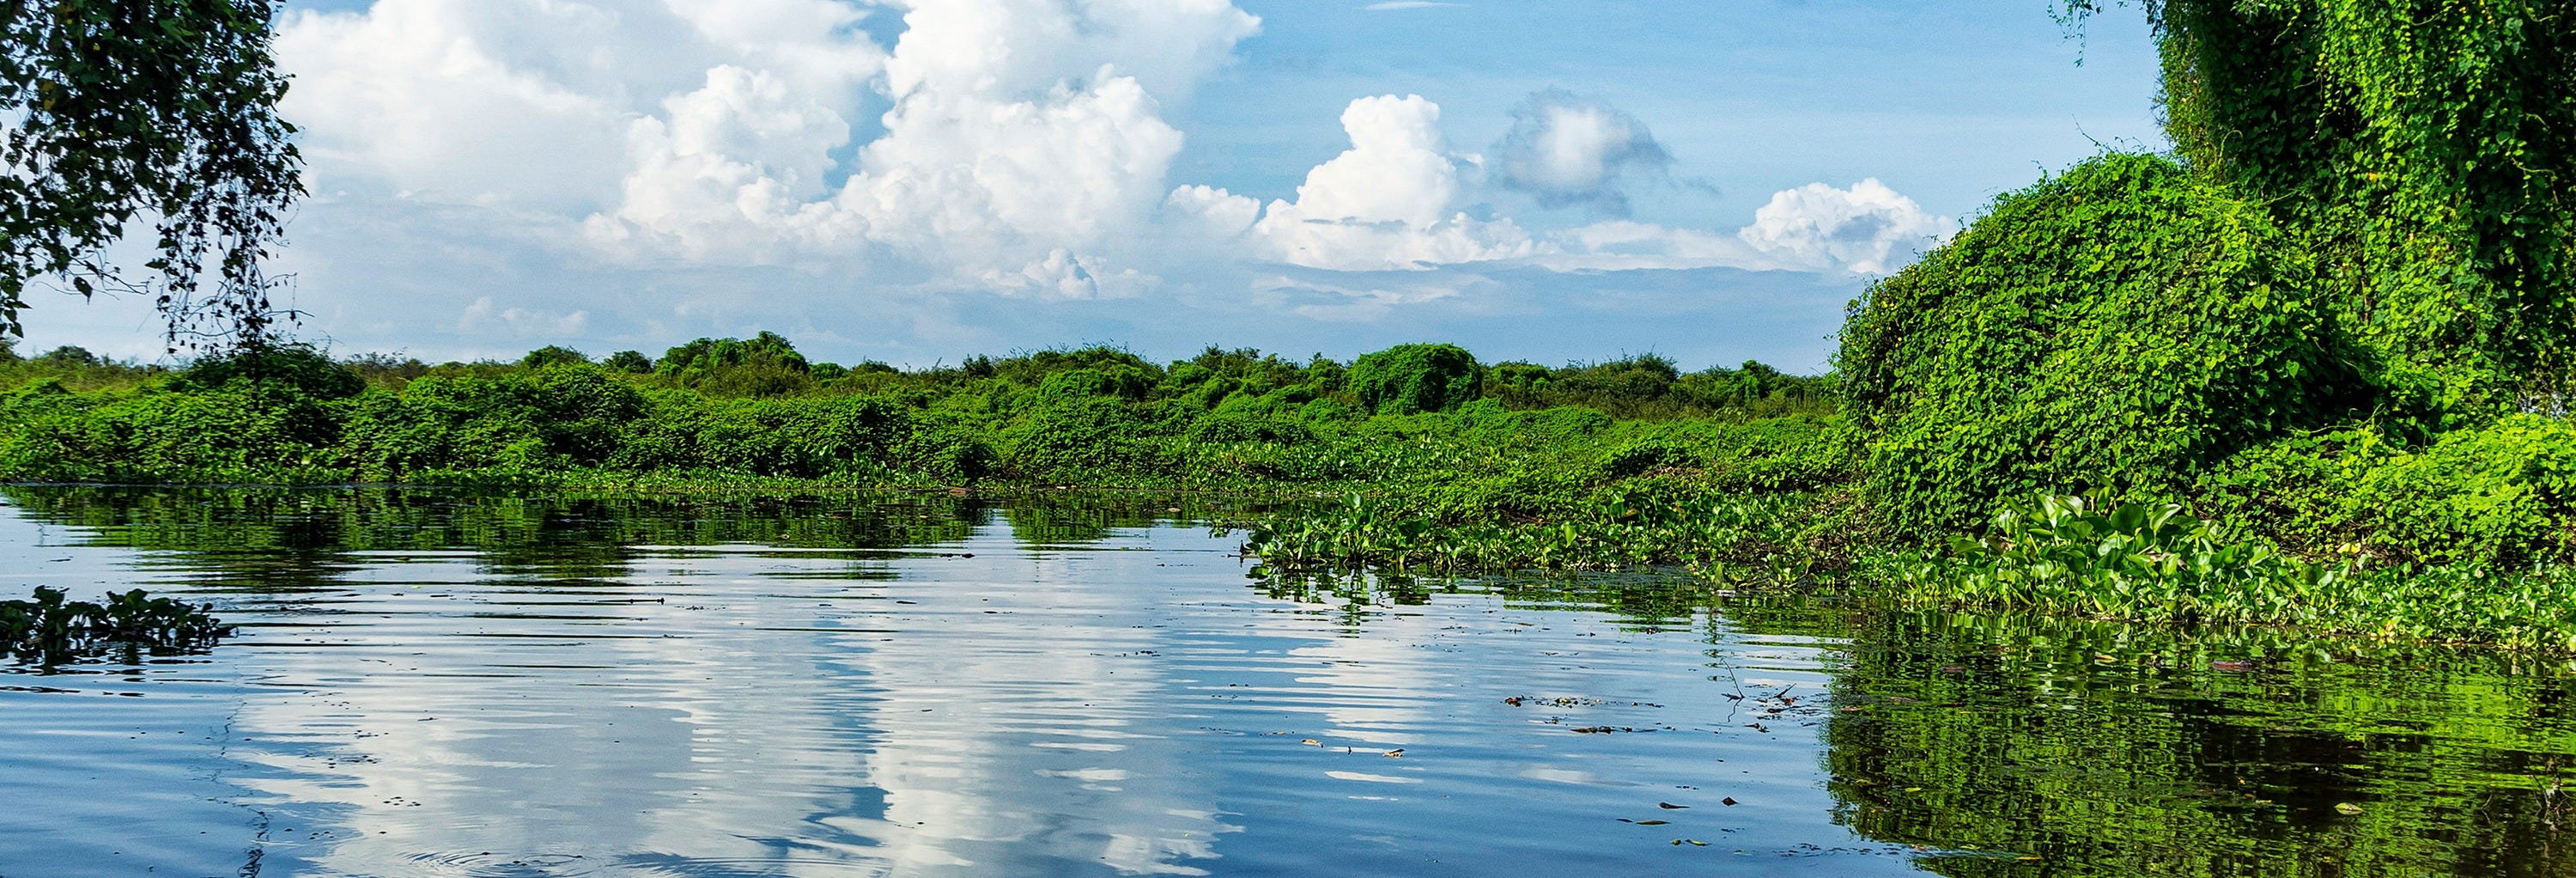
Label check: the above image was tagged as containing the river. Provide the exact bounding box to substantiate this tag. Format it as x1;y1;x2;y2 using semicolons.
2;486;2569;876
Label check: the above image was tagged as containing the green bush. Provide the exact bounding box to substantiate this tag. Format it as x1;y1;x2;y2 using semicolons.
1003;396;1159;482
520;345;588;369
658;332;811;397
1349;343;1482;415
1891;492;2576;650
1838;154;2375;531
344;364;647;477
0;381;349;481
1036;366;1151;403
175;343;366;399
602;351;653;374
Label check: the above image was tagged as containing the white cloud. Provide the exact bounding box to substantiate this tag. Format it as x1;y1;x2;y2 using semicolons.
460;296;589;338
1540;180;1954;276
1735;179;1957;274
1491;89;1672;215
1240;95;1535;271
1162;185;1261;240
1251;274;1476;322
275;1;639;211
280;0;1258;297
268;0;1947;346
1536;221;1765;272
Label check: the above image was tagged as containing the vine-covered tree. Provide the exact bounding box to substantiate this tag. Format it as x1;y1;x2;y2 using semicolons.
2064;0;2575;405
0;0;301;351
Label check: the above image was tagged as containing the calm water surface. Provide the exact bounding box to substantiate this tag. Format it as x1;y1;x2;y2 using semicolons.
2;487;2573;877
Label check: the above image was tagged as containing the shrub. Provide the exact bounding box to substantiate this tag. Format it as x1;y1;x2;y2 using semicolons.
520;345;588;369
1838;154;2375;531
344;364;647;477
0;381;350;481
175;343;366;399
2085;0;2576;400
1349;343;1482;415
658;332;811;397
1003;396;1157;481
1036;366;1151;403
2351;416;2576;566
601;351;654;374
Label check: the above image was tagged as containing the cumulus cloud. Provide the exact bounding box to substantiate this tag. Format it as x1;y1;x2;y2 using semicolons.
280;0;1257;297
1540;180;1954;276
1735;179;1957;274
270;0;1947;340
1490;90;1672;215
1226;95;1534;271
588;0;1258;296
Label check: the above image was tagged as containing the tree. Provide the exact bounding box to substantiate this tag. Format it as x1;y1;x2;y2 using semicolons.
657;332;813;397
2061;0;2575;406
1;0;302;351
519;345;588;369
1348;343;1483;415
600;350;653;374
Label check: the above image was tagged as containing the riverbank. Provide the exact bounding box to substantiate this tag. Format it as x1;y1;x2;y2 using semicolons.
9;335;2576;654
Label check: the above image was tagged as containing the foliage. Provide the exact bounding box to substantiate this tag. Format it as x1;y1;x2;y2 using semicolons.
1;585;234;664
601;350;653;374
658;332;811;397
1838;154;2374;531
2206;416;2576;566
1489;355;1834;420
0;0;302;349
1886;494;2576;650
1243;412;1859;582
173;341;365;399
520;344;588;369
1002;395;1157;482
1886;494;2354;621
2065;0;2575;404
1348;343;1483;415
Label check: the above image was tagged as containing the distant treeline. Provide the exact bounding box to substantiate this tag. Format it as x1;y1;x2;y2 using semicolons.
0;333;1835;491
0;333;1827;421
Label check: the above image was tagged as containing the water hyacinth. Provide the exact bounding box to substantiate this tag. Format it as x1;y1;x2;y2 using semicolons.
0;586;236;665
1886;495;2576;651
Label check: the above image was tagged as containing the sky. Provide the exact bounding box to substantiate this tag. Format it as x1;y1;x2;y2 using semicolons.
23;0;2166;373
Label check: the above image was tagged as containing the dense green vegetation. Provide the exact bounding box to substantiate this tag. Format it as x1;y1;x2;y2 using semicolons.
0;336;1833;494
1838;154;2373;532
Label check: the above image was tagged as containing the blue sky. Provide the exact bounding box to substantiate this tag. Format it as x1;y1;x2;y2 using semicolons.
27;0;2163;372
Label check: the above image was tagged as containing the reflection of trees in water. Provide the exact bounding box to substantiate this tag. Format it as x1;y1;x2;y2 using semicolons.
0;486;1195;587
1250;570;1714;632
1811;607;2576;876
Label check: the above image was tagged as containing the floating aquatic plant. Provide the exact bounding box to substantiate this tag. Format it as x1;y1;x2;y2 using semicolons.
0;586;236;665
